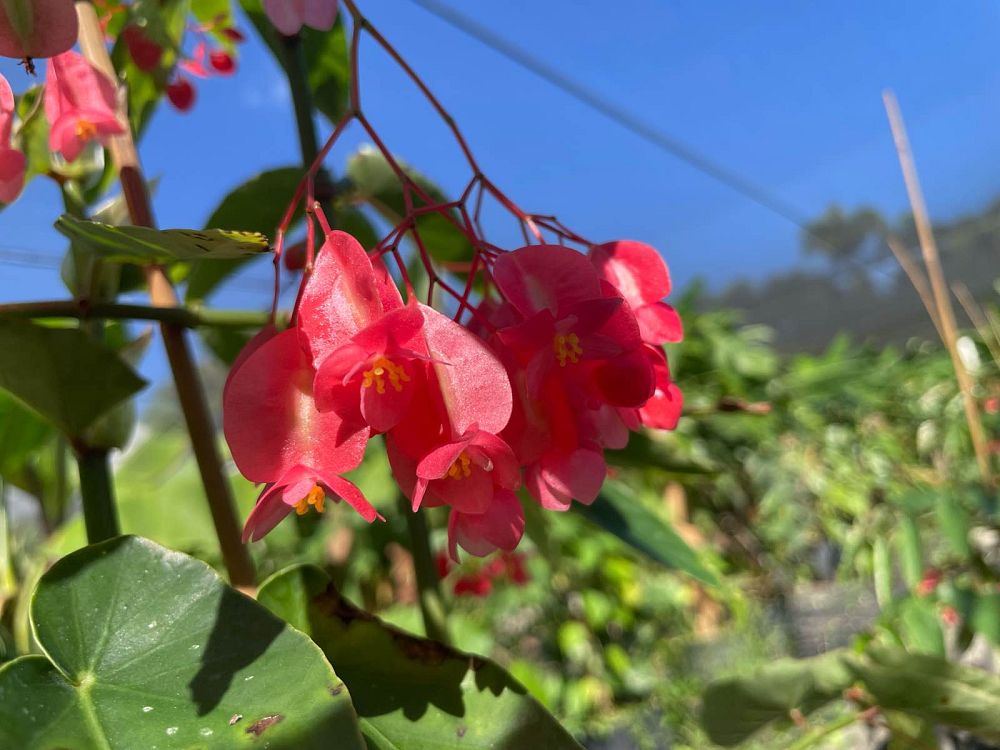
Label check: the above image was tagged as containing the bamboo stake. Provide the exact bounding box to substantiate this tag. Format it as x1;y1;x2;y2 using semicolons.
76;2;255;587
884;234;943;340
883;90;992;485
952;281;1000;368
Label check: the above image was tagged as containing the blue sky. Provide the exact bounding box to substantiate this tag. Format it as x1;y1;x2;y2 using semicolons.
3;0;1000;386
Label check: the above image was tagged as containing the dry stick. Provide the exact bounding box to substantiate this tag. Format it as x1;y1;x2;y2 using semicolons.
953;281;1000;368
76;2;255;587
884;234;944;340
883;90;992;485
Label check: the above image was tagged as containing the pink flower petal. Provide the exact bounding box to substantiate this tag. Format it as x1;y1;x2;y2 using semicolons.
298;230;383;362
493;244;602;319
303;0;339;31
0;0;78;59
262;0;305;36
635;301;684;344
222;327;368;484
0;148;25;204
589;240;672;307
448;490;524;560
419;303;512;436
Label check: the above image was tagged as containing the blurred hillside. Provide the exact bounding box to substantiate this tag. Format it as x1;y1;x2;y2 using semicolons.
708;198;1000;351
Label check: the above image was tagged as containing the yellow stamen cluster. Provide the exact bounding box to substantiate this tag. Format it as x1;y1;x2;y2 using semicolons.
553;333;583;367
447;452;473;480
75;119;98;140
294;484;326;516
361;356;411;394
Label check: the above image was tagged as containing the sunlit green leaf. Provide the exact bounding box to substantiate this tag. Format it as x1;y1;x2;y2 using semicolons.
0;536;364;749
258;565;582;750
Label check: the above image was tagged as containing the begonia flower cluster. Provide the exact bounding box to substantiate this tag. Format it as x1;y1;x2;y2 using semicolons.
224;231;683;559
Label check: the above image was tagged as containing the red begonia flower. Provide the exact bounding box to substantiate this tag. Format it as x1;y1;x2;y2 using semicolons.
243;465;377;542
44;51;125;162
0;74;24;203
313;304;426;432
223;326;373;538
263;0;338;36
494;245;653;409
447;489;524;561
411;427;520;513
589;240;683;345
0;0;78;60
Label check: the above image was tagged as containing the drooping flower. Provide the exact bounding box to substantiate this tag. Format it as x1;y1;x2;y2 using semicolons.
589;240;683;345
0;0;78;60
263;0;338;36
222;325;377;541
386;303;522;559
44;51;125;162
301;231;427;433
0;73;25;203
494;244;654;409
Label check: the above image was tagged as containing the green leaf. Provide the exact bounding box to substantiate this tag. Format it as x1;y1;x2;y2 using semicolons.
345;147;474;263
0;536;364;749
850;645;1000;741
873;536;892;610
0;320;146;436
700;650;855;747
895;513;923;589
257;565;582;750
898;598;945;656
240;0;350;123
572;480;719;586
186;166;302;302
935;494;971;559
55;215;270;264
972;592;1000;646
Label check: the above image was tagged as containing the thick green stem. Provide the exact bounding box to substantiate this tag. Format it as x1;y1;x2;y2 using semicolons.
0;300;275;329
76;448;120;543
397;496;451;644
281;34;320;166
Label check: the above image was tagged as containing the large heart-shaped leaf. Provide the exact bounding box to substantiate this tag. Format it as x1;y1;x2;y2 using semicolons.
0;536;364;749
55;215;270;264
0;320;146;436
257;565;582;750
700;650;855;746
574;480;719;586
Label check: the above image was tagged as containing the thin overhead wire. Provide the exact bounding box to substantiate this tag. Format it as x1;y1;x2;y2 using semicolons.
405;0;818;233
403;0;906;280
